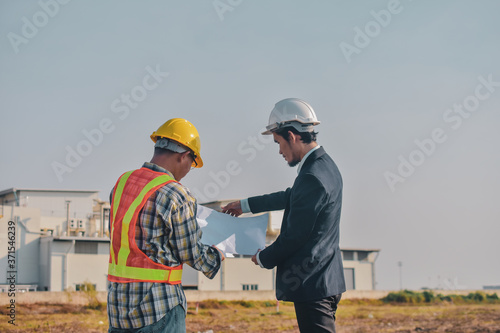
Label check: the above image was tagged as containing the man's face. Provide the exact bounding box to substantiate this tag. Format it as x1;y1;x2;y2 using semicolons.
272;132;301;167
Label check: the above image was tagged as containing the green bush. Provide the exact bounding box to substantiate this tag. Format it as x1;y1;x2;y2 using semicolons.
382;290;423;303
236;300;255;308
81;280;102;309
422;291;435;303
486;293;499;300
468;292;486;302
382;290;499;304
437;294;452;302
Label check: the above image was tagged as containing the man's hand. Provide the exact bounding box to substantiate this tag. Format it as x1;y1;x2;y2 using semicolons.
221;201;243;217
213;245;225;261
251;249;261;266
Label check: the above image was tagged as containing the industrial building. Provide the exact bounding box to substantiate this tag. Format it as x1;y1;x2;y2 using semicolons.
0;188;110;292
0;189;379;293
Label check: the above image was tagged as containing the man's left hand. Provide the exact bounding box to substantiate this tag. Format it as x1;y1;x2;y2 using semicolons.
212;245;225;261
251;249;261;266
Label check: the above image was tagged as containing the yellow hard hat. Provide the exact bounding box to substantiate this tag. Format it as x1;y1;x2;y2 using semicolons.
150;118;204;168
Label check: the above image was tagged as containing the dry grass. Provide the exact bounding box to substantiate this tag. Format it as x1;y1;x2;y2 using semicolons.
186;300;298;332
1;300;499;332
0;303;108;332
337;300;500;333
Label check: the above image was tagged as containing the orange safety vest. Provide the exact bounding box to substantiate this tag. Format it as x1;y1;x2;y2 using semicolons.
108;167;183;284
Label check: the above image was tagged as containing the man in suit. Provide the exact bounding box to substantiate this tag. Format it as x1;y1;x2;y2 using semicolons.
222;98;345;333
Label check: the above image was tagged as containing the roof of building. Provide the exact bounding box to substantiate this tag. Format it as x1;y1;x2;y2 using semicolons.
341;248;381;252
52;236;110;242
0;188;100;197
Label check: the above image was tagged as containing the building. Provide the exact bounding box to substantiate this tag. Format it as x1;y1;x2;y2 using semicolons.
341;248;380;290
0;188;110;292
483;285;500;290
0;191;379;293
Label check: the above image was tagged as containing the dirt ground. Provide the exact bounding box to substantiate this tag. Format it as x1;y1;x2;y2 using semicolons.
1;301;499;332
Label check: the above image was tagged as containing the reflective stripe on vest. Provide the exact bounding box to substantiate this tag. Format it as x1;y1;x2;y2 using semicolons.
108;168;183;284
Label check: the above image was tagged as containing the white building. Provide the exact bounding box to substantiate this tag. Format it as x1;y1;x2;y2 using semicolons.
341;248;380;290
0;188;110;292
0;191;379;293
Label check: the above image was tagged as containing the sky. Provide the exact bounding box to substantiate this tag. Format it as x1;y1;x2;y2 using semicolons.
1;0;499;291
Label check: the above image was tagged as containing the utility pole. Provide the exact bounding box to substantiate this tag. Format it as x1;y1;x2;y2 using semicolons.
66;200;71;236
398;261;403;290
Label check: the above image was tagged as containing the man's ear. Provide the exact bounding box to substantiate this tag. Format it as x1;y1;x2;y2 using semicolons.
288;130;298;144
175;151;186;164
181;151;191;163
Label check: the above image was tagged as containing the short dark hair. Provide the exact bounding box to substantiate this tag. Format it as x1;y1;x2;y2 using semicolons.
274;126;318;144
154;146;176;156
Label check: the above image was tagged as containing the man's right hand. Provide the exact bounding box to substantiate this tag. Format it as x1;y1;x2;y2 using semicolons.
221;201;243;217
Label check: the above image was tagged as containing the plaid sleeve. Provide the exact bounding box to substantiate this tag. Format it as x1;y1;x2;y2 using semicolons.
158;184;221;279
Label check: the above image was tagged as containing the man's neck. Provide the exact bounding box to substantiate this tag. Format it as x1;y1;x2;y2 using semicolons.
150;155;179;180
298;142;319;161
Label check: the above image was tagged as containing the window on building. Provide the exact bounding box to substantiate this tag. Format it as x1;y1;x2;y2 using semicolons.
242;284;258;291
343;251;354;261
103;208;110;232
75;241;98;254
70;219;76;229
78;220;84;229
75;283;96;291
183;285;198;290
344;268;355;290
357;251;369;261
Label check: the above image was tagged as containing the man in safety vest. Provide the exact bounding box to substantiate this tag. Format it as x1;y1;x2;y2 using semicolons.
107;118;224;333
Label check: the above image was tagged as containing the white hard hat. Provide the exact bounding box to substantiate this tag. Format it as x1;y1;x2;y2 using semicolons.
262;98;320;135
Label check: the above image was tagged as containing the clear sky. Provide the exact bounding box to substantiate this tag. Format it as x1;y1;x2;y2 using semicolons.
1;0;499;290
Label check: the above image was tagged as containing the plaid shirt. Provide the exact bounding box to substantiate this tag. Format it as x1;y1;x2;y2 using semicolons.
107;162;221;329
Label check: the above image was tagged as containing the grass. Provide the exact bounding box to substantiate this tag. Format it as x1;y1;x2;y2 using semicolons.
1;298;499;332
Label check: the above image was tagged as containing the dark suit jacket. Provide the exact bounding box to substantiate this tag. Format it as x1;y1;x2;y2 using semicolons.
248;147;345;302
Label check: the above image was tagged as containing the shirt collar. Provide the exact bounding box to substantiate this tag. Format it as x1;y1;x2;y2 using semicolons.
142;162;175;179
297;145;321;174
